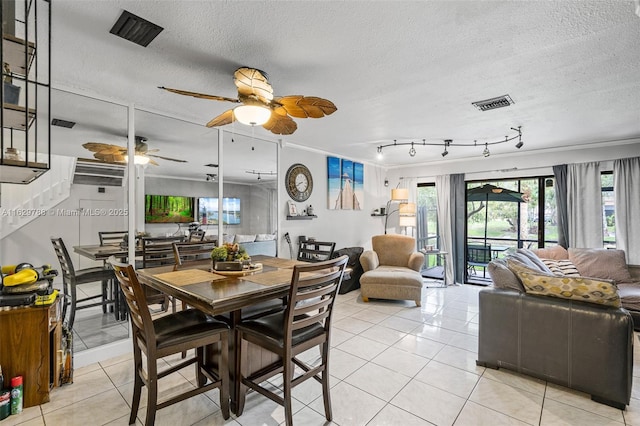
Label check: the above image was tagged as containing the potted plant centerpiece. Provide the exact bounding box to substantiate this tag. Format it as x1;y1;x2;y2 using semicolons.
211;243;251;271
210;246;228;270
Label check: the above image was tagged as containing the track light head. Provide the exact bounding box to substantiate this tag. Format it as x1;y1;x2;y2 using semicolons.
483;143;490;157
408;142;416;157
441;149;448;157
515;140;524;149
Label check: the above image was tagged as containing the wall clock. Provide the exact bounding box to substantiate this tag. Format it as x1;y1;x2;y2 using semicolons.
285;163;313;202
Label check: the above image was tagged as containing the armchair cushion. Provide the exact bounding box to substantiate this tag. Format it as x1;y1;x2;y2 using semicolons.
360;250;379;272
372;234;423;268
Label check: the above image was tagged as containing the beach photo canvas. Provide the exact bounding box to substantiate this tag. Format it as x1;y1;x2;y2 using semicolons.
352;162;363;210
327;156;341;210
340;159;354;210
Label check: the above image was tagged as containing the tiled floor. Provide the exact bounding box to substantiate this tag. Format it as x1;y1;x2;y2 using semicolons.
7;284;640;425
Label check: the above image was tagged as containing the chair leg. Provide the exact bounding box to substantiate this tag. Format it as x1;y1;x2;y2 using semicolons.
130;348;143;425
145;360;158;426
283;358;294;426
101;279;108;313
68;282;78;331
321;342;333;422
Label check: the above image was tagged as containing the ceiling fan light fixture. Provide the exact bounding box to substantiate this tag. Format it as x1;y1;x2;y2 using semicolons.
233;105;271;126
124;154;150;165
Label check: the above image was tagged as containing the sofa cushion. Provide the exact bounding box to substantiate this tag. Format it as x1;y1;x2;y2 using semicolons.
568;248;633;284
617;284;640;311
540;259;581;277
531;245;569;260
488;258;524;292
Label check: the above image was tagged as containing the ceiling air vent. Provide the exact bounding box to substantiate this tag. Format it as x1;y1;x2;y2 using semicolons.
73;159;126;187
109;10;164;47
51;118;76;128
472;95;514;111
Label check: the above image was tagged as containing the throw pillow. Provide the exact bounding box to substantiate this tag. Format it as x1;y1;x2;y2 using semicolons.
234;234;257;244
255;233;275;242
223;234;234;244
513;269;620;308
516;248;553;273
509;252;548;273
531;245;569;260
488;259;524;292
540;259;581;277
568;248;633;283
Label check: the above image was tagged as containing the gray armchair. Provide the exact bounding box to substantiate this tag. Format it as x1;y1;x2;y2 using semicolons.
359;235;424;306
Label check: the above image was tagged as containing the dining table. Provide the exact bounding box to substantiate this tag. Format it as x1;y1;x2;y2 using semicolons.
73;243;142;262
135;255;308;414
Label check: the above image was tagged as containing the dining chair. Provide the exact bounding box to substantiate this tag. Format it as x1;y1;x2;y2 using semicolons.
141;235;187;312
297;240;336;263
188;229;206;242
98;230;128;246
235;255;348;425
51;237;118;330
172;241;217;267
108;257;230;426
467;243;493;278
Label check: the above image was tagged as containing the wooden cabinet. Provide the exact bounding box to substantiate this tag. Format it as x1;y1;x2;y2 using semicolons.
0;298;61;407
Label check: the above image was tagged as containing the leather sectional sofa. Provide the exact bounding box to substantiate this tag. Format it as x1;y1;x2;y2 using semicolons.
477;247;636;409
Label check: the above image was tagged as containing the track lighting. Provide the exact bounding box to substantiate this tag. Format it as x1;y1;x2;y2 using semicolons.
205;173;217;182
376;126;522;159
408;142;416;157
384;178;389;187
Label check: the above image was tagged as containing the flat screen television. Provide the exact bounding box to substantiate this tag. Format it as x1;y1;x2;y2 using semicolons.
145;195;195;223
197;197;241;225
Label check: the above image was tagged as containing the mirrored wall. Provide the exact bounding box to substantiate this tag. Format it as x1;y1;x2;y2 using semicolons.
47;88;277;352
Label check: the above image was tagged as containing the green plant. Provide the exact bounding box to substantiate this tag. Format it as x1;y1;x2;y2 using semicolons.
210;246;228;261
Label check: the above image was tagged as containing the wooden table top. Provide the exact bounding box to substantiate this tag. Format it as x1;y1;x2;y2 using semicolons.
136;256;295;316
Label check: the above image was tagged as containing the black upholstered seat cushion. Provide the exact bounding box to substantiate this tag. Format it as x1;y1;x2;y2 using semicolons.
75;266;115;284
237;311;324;348
153;309;229;349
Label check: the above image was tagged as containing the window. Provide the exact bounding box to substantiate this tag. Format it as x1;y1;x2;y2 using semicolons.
601;172;615;248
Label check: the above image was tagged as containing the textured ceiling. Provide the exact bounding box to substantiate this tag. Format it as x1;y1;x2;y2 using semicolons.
50;1;640;181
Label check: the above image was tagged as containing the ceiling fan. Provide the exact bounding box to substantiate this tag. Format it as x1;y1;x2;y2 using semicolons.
159;67;337;135
82;136;187;166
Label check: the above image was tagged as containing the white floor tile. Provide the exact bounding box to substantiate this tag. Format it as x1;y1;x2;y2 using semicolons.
371;346;430;378
455;400;529;426
368;403;434;425
391;379;466;426
541;398;624;425
414;360;481;399
344;362;411;401
308;381;385;426
469;377;543;425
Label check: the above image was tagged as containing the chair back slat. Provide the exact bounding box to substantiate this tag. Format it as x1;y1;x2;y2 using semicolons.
109;257;156;346
286;255;348;341
188;229;206;242
173;241;217;267
297;241;336;263
99;231;128;246
142;236;186;268
468;244;492;264
51;237;76;279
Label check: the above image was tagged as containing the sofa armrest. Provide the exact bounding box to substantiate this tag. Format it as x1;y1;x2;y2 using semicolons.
360;250;379;272
478;288;633;407
407;252;425;272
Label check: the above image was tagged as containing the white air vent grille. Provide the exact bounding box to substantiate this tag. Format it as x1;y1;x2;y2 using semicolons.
73;159;125;187
472;95;514;111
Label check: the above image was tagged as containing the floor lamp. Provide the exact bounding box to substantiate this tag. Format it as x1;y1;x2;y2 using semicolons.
384;188;416;234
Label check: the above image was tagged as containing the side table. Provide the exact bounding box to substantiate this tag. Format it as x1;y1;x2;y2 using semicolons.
420;250;448;287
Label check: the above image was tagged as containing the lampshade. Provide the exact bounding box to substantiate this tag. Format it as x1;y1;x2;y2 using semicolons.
391;188;409;201
399;202;416;215
233;105;271;126
398;215;416;227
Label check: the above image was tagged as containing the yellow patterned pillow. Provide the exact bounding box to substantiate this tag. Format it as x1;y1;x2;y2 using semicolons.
515;270;620;307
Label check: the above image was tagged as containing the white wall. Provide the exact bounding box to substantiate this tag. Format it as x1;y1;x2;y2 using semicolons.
278;145;388;257
0;183;126;269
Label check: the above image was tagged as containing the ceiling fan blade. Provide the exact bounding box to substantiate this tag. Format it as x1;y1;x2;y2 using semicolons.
234;67;274;103
147;154;188;163
82;142;125;154
159;86;240;103
262;110;297;135
206;109;236;128
275;96;337;119
148;159;160;166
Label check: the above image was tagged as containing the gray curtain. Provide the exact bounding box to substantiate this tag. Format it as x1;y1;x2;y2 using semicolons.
568;162;603;248
553;164;569;248
614;157;640;265
450;174;466;284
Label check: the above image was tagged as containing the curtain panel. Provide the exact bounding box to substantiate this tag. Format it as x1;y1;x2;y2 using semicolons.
552;164;569;248
568;162;603;248
614;157;640;265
